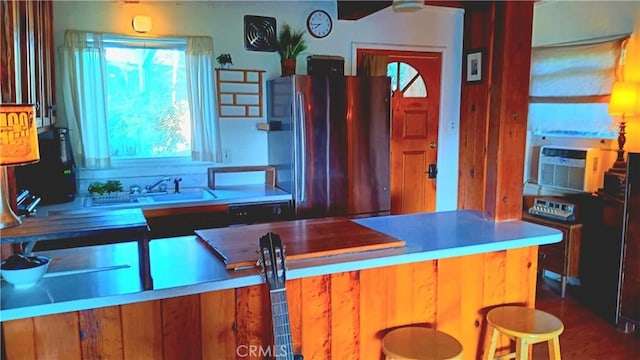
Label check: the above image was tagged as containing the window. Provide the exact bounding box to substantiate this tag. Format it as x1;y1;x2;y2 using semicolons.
60;31;220;169
527;37;628;138
103;36;191;159
387;61;427;97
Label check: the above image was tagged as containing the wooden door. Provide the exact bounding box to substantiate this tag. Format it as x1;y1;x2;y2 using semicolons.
357;49;442;214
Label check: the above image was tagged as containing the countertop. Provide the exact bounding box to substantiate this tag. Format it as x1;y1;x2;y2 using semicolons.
0;210;562;322
36;184;292;216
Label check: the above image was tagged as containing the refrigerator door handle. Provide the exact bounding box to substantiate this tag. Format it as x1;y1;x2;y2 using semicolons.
297;91;306;202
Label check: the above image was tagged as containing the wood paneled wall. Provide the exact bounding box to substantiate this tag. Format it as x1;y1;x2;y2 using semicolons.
458;1;534;221
3;246;538;360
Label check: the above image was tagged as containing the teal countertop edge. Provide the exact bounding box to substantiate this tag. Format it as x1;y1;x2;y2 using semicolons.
0;210;561;322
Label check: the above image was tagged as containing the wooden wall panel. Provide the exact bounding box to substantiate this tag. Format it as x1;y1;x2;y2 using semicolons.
286;278;304;355
34;313;81;360
359;265;390;359
3;318;36;359
459;1;535;221
2;249;538;360
329;271;359;359
201;289;235;358
236;284;270;359
161;294;202;359
394;263;417;327
411;260;438;325
300;275;331;359
483;1;534;221
79;307;123;359
121;299;162;359
458;2;494;211
437;256;463;336
459;253;485;358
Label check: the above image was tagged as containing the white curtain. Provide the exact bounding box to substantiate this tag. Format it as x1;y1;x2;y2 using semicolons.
528;37;627;138
530;39;625;98
59;30;111;168
186;36;222;162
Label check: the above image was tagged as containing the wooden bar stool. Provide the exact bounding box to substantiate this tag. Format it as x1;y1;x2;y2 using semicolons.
382;326;463;360
485;306;564;360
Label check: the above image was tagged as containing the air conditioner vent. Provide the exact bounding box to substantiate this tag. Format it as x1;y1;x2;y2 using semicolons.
537;146;607;193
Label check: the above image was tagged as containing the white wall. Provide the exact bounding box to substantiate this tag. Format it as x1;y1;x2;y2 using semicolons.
52;1;464;211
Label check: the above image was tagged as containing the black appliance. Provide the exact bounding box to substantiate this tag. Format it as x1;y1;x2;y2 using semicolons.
306;55;345;76
15;127;77;204
227;200;293;225
267;75;391;219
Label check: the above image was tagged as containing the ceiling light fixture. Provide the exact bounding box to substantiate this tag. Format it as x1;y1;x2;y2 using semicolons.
392;0;424;13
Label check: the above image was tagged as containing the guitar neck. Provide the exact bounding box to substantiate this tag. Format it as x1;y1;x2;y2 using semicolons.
270;288;294;360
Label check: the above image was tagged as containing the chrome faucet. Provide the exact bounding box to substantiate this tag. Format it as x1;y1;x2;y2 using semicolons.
145;176;171;193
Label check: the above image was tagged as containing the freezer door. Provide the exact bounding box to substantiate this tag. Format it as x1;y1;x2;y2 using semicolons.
342;76;391;216
267;77;295;195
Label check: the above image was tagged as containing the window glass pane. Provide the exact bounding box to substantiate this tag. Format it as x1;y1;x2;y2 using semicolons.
104;42;191;159
387;62;427;98
400;63;427;98
387;62;399;91
527;102;616;138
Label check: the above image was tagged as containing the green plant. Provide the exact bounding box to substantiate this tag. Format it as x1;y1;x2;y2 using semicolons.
88;180;123;196
216;53;233;65
275;23;307;60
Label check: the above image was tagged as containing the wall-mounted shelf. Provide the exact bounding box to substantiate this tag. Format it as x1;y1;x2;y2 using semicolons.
215;68;265;118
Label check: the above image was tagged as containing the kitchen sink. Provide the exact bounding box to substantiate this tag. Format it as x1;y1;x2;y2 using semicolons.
85;187;216;208
147;190;216;202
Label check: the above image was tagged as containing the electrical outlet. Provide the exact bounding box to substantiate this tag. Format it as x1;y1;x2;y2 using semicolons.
223;148;232;163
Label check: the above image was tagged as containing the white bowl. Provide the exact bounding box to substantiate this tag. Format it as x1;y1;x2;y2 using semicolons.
1;256;50;289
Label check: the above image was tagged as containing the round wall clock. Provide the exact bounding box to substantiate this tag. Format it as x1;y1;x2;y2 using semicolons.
306;10;332;39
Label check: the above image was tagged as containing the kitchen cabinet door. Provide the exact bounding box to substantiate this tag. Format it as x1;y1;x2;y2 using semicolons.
1;0;56;128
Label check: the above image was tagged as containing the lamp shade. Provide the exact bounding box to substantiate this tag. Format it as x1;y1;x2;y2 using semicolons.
0;104;40;166
392;0;424;12
608;81;640;117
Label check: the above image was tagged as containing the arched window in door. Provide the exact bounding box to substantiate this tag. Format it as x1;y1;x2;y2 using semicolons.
387;62;427;98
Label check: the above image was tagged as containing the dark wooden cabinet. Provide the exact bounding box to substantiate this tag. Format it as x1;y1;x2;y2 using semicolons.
579;191;626;325
619;154;640;329
143;204;230;239
580;155;640;330
1;0;56;128
523;212;582;298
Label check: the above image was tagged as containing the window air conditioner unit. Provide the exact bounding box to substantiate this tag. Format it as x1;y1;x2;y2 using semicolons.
537;146;605;193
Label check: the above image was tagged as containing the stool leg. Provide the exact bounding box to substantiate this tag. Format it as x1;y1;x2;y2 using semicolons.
548;336;562;360
515;338;529;360
486;327;500;360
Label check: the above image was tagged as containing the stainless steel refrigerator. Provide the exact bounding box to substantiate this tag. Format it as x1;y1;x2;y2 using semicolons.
267;75;391;219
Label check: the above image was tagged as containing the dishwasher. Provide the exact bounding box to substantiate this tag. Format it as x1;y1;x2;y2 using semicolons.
227;200;294;225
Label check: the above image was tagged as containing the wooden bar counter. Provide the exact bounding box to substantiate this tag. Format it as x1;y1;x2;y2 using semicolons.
1;210;561;359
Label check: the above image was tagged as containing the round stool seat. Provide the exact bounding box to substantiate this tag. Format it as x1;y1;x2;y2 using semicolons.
486;306;564;341
485;306;564;360
382;327;463;360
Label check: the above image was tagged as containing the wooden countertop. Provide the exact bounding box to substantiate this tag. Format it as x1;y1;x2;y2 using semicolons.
197;217;405;269
1;210;562;321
